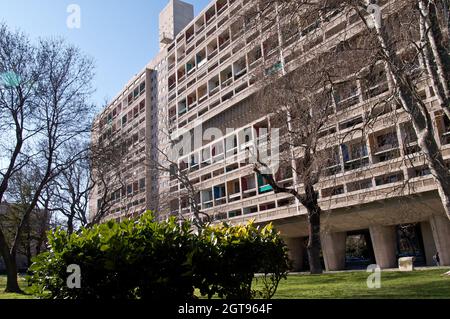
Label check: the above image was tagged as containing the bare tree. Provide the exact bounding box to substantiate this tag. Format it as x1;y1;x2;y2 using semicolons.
150;136;212;229
0;24;44;292
251;0;450;220
349;0;450;220
0;169;51;269
47;144;92;235
0;24;95;293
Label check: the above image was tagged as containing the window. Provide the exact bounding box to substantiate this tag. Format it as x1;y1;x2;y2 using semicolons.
139;100;145;112
138;179;145;191
257;173;273;193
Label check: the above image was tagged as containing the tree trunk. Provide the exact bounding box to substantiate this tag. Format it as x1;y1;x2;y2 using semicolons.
0;232;22;293
303;183;323;274
306;205;323;274
369;10;450;221
67;216;74;235
419;0;450;120
4;256;21;293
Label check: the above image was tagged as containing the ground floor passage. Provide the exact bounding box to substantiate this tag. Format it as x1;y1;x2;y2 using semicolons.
277;193;450;271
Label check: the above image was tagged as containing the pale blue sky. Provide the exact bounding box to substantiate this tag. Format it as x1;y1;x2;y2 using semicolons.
0;0;211;109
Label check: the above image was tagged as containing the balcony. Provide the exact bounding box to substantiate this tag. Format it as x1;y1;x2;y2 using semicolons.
198;93;208;104
441;115;450;145
196;24;205;35
365;82;389;99
197;58;207;69
219;38;231;51
178;74;186;83
178;103;187;117
259;184;273;193
372;130;400;163
375;172;404;186
186;34;195;45
216;0;228;17
177;53;186;62
234;67;247;80
187;66;196;76
214;184;226;206
221;77;233;89
206;7;216;25
208;48;218;60
442;131;450;145
342;142;369;171
335;90;360;111
257;174;274;194
209;86;220;96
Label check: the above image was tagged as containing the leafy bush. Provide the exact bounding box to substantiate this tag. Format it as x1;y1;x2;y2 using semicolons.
192;222;290;299
29;212;289;299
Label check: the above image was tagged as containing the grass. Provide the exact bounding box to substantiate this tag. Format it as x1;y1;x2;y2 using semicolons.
254;268;450;299
1;268;449;299
0;275;35;299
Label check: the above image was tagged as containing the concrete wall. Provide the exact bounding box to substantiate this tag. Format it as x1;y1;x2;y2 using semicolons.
159;0;194;48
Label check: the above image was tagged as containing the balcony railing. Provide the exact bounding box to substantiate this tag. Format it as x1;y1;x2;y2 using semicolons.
187;66;196;75
186;34;195;44
234;68;247;80
198;94;208;104
178;107;187;116
374;143;399;154
196;25;205;35
336;92;360;111
208;48;218;60
188;101;197;110
219;39;231;51
217;4;228;17
221;77;233;88
209;86;220;96
197;59;207;69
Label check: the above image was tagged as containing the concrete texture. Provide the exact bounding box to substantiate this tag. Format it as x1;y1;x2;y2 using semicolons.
369;225;397;269
321;232;347;271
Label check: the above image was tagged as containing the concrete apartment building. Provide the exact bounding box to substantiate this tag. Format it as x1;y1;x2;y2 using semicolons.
91;0;450;271
89;0;194;221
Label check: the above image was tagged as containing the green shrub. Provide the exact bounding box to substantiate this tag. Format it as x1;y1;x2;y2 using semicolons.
29;212;289;299
192;222;290;299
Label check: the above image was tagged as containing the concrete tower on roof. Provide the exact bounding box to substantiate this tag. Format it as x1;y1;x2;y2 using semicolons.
159;0;194;49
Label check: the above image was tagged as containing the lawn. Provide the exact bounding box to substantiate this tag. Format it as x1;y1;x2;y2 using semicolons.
1;268;449;299
0;275;35;299
254;268;450;299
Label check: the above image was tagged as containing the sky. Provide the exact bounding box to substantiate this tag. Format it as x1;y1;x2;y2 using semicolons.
0;0;211;110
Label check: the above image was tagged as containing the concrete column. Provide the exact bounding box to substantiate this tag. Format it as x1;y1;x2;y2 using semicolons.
369;225;397;269
421;221;438;266
284;237;305;271
430;214;450;266
321;232;347;271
